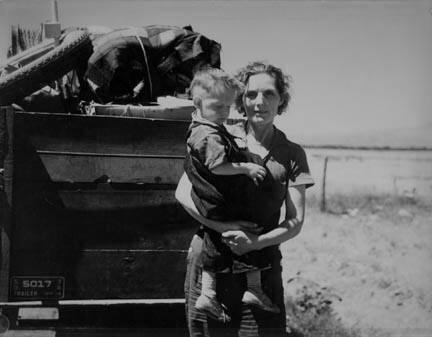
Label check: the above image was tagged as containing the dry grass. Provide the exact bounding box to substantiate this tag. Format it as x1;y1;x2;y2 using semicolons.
282;194;432;337
307;192;431;216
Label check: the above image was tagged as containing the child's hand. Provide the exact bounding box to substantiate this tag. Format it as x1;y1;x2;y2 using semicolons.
243;163;267;185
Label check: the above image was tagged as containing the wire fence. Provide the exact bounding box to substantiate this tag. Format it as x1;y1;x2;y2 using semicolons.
306;148;432;211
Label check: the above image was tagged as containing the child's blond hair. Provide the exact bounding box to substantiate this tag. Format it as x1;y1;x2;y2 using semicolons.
189;68;243;106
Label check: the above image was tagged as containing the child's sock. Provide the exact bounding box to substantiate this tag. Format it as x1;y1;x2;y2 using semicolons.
242;269;280;313
195;270;230;322
201;270;217;298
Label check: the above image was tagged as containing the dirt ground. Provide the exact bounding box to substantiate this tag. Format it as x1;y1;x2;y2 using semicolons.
281;196;432;337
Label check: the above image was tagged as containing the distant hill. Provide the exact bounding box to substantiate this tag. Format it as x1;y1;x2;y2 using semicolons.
282;123;432;149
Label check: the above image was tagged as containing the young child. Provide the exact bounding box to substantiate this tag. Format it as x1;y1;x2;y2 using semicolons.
184;68;280;322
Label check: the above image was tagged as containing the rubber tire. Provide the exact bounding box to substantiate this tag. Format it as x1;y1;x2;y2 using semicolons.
0;30;93;106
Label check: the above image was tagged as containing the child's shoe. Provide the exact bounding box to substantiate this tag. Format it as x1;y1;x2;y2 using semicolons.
242;290;280;313
195;295;231;323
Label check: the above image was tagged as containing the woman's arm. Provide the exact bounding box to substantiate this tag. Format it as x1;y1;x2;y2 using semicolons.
175;173;261;234
257;184;306;247
222;184;306;255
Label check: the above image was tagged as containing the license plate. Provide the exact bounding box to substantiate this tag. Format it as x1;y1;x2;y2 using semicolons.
10;277;65;299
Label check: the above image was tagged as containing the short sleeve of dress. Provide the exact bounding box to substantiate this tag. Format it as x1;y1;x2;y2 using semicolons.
288;144;315;188
193;132;228;170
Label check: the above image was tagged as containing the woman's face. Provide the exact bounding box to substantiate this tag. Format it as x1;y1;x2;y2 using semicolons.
243;73;282;127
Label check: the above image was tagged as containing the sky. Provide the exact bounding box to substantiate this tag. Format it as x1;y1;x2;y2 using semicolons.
1;0;432;145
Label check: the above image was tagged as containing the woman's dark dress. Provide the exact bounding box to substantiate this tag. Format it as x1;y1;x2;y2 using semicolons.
184;122;314;337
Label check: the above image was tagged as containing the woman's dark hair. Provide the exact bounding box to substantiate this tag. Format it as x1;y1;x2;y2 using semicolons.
235;61;291;115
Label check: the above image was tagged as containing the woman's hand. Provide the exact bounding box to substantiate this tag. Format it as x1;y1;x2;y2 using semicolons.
221;230;261;255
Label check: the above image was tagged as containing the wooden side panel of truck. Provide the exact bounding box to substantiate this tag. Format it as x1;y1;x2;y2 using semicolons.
0;107;197;332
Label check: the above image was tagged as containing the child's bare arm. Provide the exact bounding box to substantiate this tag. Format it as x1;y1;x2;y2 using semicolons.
211;162;267;184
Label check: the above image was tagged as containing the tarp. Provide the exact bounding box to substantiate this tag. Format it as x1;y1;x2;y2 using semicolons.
85;25;221;103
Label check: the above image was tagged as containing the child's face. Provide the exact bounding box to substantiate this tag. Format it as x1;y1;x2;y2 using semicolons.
198;88;236;125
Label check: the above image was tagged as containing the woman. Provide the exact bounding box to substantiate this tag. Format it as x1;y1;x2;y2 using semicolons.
176;61;314;337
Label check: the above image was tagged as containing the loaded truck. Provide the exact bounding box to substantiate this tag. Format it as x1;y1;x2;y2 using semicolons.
0;103;196;336
0;22;219;335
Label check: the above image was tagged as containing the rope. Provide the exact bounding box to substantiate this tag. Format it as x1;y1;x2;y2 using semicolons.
135;31;153;99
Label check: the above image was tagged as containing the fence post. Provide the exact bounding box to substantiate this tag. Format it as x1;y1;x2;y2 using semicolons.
320;156;328;212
